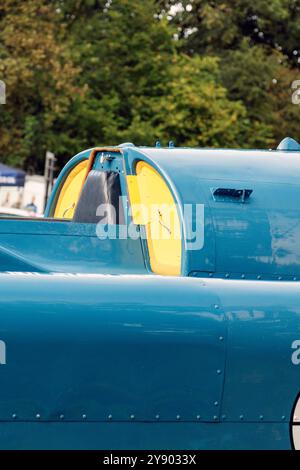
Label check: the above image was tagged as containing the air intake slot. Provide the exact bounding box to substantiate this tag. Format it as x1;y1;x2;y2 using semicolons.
212;188;253;202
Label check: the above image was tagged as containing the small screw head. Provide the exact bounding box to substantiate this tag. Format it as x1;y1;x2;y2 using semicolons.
257;275;261;280
214;401;219;406
278;276;282;280
281;415;286;421
219;336;224;341
196;415;201;420
214;304;219;310
259;415;264;420
82;414;87;420
36;413;41;419
155;414;160;420
59;414;64;420
217;369;222;375
239;415;244;420
130;414;135;420
294;277;297;281
241;274;245;279
12;413;17;420
176;415;181;420
213;415;218;421
108;414;112;420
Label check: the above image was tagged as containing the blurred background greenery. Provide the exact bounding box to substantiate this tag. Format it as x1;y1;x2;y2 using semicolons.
0;0;299;172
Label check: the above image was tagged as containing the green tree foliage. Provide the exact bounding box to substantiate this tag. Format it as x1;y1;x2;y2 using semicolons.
160;0;300;59
160;0;300;148
0;0;299;171
61;0;248;148
154;55;253;147
59;0;176;147
0;0;80;171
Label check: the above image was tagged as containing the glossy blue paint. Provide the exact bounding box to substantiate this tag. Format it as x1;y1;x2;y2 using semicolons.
1;143;300;449
0;274;225;423
0;422;290;450
0;219;146;274
124;145;300;278
203;279;300;425
0;273;298;449
41;144;300;279
277;137;300;151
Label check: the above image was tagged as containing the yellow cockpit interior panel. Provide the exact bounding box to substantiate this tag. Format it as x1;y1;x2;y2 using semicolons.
54;160;88;219
127;161;182;276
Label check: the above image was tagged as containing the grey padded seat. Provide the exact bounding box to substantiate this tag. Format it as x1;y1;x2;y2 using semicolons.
73;170;125;224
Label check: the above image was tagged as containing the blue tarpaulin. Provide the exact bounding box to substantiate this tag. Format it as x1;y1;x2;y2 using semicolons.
0;163;25;187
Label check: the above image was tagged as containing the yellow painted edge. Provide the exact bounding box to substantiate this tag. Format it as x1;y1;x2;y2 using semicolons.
127;175;149;225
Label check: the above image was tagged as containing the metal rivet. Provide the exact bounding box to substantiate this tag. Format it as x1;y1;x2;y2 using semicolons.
219;336;224;341
214;304;219;310
108;414;112;420
217;369;222;375
278;276;282;280
259;415;264;420
130;414;135;420
196;415;201;420
214;401;219;406
155;414;160;420
82;414;87;420
176;415;181;420
240;415;244;420
12;413;17;420
209;273;213;277
213;415;218;421
36;414;41;419
281;415;286;421
257;275;261;280
59;414;64;420
241;274;245;279
294;277;297;281
225;273;229;278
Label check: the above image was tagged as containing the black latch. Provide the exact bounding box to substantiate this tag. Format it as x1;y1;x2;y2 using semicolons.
213;188;253;202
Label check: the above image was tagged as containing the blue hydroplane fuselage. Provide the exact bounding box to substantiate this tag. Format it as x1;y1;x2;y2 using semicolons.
0;138;300;449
